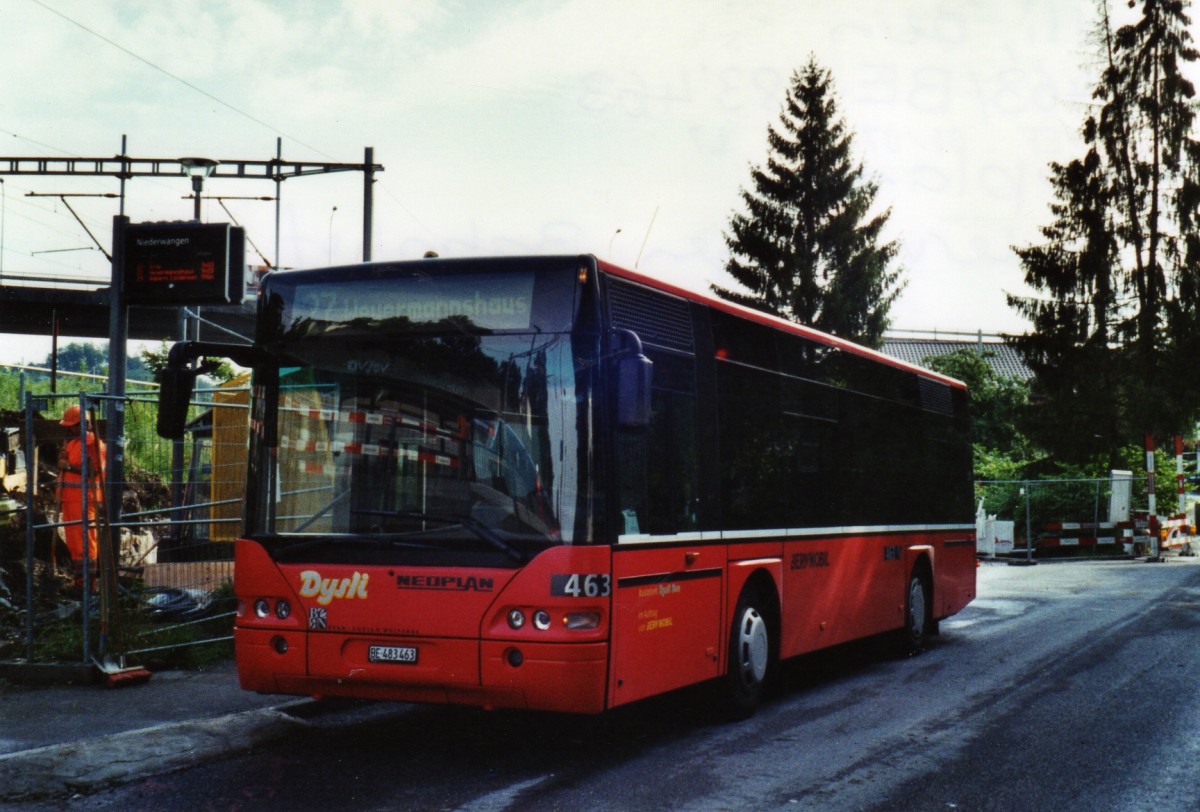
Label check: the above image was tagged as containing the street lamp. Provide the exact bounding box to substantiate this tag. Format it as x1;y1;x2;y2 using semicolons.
329;205;338;264
178;157;219;221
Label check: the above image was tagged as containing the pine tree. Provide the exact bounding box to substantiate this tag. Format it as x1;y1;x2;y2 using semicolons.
1008;134;1124;461
1099;0;1200;433
1010;0;1200;462
714;56;903;348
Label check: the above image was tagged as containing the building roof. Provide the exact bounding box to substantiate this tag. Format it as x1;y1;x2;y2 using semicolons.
881;338;1032;380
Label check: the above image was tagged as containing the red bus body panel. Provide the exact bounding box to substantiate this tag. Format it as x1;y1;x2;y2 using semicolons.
235;540;611;713
237;529;976;713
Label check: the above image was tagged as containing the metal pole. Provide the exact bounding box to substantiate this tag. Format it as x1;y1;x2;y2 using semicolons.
106;137;130;548
23;393;35;660
106;214;129;552
1146;433;1161;562
1004;481;1036;566
363;146;374;262
1;177;6;280
50;311;58;393
1021;481;1035;566
78;393;91;664
1176;435;1185;515
274;137;282;270
169;313;187;560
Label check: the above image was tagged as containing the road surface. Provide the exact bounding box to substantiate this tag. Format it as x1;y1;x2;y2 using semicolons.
20;557;1200;811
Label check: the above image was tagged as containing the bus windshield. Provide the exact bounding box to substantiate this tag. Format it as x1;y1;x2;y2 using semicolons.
248;329;588;564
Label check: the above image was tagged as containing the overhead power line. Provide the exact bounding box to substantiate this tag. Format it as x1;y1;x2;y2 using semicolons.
28;0;332;160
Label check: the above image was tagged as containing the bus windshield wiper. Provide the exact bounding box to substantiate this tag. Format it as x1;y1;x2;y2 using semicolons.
353;509;526;563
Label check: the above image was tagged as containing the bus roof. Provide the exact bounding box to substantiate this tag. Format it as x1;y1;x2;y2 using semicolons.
265;254;966;391
593;256;967;391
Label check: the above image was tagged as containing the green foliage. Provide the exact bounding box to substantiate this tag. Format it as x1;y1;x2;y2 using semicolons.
46;342;109;377
714;55;904;348
0;368;31;411
924;350;1032;456
140;341;239;385
0;342;155;412
923;349;1038;480
139;342;171;383
973;445;1031;482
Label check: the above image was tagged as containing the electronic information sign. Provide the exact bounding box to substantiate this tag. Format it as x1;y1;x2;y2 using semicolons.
123;222;246;306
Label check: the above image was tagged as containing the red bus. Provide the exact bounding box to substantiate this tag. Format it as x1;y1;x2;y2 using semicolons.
158;254;976;716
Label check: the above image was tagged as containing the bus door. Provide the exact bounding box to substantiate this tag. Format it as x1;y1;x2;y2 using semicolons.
608;540;724;706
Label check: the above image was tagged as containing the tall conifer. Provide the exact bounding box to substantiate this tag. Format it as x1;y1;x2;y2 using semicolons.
715;56;903;348
1011;0;1200;461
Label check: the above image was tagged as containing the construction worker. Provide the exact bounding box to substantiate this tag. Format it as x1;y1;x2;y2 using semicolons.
56;404;106;565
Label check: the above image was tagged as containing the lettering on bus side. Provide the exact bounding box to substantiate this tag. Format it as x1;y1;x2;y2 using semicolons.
790;551;830;570
298;570;369;605
394;574;495;592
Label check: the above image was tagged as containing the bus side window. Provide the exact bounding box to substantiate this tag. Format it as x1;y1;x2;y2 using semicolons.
616;350;700;536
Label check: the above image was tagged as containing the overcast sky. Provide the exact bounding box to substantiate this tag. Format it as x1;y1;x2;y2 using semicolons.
0;0;1123;364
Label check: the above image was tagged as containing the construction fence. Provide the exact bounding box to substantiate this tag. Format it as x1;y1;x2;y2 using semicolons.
1;379;250;668
975;473;1192;559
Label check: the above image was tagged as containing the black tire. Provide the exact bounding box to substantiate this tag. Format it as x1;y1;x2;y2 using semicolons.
894;566;932;657
723;585;773;718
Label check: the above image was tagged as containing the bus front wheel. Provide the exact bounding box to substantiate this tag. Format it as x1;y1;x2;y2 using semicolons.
723;585;773;718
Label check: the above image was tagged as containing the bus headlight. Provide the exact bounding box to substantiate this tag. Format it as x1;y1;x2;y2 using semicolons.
533;610;552;631
507;609;526;630
254;599;271;618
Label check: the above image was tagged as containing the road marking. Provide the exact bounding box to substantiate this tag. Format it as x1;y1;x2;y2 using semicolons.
452;775;554;811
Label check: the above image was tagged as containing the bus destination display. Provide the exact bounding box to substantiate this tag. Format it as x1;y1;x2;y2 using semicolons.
286;272;536;332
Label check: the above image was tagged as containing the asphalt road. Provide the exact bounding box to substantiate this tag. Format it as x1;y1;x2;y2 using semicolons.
17;557;1200;811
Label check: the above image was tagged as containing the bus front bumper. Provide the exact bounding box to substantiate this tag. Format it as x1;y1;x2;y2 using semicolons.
235;627;609;713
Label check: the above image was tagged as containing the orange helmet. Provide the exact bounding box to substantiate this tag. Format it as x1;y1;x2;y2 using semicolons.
59;404;81;427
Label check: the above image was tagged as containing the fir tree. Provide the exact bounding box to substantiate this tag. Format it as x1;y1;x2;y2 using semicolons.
1010;0;1200;462
1009;134;1124;461
714;56;903;348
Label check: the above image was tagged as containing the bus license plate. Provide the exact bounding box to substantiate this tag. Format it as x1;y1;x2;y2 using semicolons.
368;645;418;664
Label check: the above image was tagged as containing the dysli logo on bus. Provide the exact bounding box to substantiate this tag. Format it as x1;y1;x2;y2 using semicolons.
298;570;370;605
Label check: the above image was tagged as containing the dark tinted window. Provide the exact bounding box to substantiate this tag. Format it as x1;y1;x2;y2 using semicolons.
616;349;700;536
712;307;970;529
711;310;778;370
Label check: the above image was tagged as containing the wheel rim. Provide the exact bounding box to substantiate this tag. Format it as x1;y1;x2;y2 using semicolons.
737;606;769;685
908;577;926;639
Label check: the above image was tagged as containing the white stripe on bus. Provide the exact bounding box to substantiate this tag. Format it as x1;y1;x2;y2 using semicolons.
617;524;975;544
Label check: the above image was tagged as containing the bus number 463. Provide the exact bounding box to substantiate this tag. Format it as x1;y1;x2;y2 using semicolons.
551;573;611;598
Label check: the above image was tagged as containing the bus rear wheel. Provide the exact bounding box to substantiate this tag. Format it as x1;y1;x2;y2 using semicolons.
894;566;932;657
723;586;773;718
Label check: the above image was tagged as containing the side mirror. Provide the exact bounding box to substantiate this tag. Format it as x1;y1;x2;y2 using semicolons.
156;364;199;439
614;329;653;429
154;340;260;439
